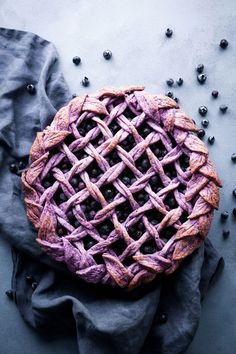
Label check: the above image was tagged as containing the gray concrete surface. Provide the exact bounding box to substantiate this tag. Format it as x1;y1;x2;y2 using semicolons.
0;0;236;353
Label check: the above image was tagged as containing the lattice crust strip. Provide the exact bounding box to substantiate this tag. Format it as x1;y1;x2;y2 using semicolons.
21;86;221;290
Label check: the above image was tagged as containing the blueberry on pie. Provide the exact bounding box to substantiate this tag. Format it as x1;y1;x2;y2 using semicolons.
21;86;221;289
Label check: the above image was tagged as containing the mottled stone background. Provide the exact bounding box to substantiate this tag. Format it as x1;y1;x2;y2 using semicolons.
0;0;235;353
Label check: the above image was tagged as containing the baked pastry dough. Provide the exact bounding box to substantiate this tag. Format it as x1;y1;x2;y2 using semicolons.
21;86;221;289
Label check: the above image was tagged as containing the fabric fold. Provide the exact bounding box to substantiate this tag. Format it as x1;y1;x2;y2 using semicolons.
0;27;224;354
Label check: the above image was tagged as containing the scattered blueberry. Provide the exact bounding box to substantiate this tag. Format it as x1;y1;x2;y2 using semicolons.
81;76;89;87
231;153;236;162
166;78;174;86
197;129;205;138
197;74;207;84
72;56;81;65
219;39;228;49
18;161;26;170
26;84;36;94
233;189;236;198
25;275;35;283
72;93;77;98
221;211;229;220
166;91;174;98
159;313;168;323
208;136;215;144
199;105;208;116
233;208;236;216
201;119;209;128
9;163;18;174
5;289;14;300
196;64;204;73
177;78;183;86
103;50;112;60
212;90;219;98
165;28;173;38
222;230;230;238
174;97;179;103
31;282;38;290
219;104;228;113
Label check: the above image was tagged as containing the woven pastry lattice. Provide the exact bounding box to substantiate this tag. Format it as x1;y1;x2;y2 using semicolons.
21;86;221;289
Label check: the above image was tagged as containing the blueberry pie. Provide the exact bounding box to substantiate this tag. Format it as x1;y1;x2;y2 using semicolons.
21;86;221;289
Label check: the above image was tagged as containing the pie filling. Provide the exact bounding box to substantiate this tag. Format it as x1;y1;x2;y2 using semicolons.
39;103;192;264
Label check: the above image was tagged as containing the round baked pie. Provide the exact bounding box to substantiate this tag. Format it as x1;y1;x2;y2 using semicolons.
21;86;221;290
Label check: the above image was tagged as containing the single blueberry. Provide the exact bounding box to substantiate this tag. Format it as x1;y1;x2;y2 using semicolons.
208;136;215;145
197;129;205;139
166;78;174;86
142;245;156;254
67;210;73;220
26;84;36;94
122;176;131;186
166;91;173;98
104;189;114;199
221;211;229;220
165;28;173;37
84;239;96;250
219;39;228;49
43;181;51;188
103;50;112;60
70;177;78;187
231;153;236;162
212;90;219;98
159;313;168;323
31;282;38;290
143;127;151;137
222;229;230;238
5;289;14;300
141;158;150;170
25;275;35;283
60;193;67;202
100;225;111;235
196;64;204;73
9;163;18;174
197;73;207;84
74;220;80;228
174;97;179;103
72;56;81;65
177;78;183;86
219;104;228;113
58;228;65;237
81;76;89;87
18;161;26;170
199;105;208;116
201;119;209;127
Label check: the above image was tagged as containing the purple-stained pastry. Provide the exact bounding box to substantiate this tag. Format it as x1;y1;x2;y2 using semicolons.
21;86;222;290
